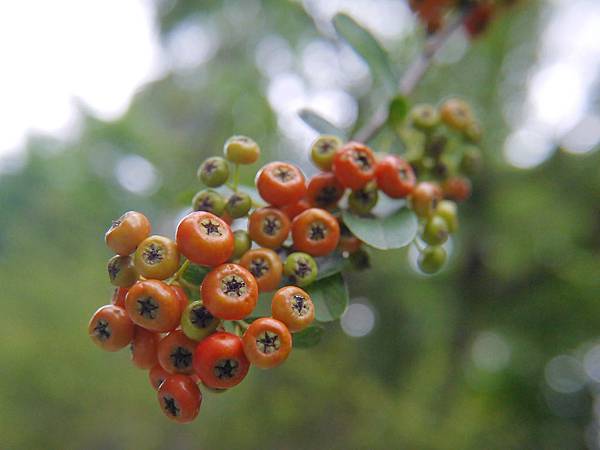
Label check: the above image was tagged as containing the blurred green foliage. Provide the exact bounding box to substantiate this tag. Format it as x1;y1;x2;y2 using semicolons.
1;1;599;449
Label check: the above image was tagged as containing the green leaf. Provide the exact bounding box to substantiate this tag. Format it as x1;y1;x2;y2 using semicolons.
181;263;210;286
388;95;409;128
315;251;347;280
298;109;345;137
342;207;418;250
293;325;325;348
251;292;273;318
306;273;349;322
333;13;397;93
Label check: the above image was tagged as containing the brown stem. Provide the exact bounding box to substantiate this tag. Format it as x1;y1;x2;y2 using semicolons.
353;12;469;144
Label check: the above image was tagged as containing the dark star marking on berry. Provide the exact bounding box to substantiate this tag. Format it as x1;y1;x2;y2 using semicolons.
256;331;280;354
228;194;242;206
222;276;246;297
203;160;218;174
355;188;374;204
295;259;312;278
292;294;309;316
94;319;110;341
309;223;326;241
352;151;371;171
263;217;280;236
163;396;180;417
214;359;239;379
201;219;222;236
143;243;163;264
107;260;120;280
199;196;214;211
190;306;214;328
170;346;192;369
318;140;333;154
273;166;294;182
137;297;159;319
316;186;340;206
250;257;269;278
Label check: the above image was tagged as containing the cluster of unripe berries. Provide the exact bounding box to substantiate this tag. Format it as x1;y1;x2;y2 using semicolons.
409;0;518;36
89;108;480;422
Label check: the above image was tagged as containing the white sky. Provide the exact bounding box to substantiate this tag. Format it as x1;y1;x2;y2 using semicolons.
0;0;163;160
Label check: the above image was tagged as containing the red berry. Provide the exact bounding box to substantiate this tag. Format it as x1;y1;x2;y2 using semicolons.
332;142;376;190
157;374;202;423
256;162;306;207
375;155;416;198
193;332;250;389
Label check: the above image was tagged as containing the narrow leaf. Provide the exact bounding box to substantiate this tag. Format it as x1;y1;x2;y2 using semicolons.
342;208;418;250
306;273;349;322
293;325;325;348
298;108;345;137
333;13;397;93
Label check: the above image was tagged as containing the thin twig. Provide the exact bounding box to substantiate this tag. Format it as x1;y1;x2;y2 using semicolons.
353;12;468;144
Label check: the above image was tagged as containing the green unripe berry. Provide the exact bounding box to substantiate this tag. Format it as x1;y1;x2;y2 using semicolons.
439;98;473;131
348;182;378;215
310;135;342;171
410;103;440;131
197;156;229;187
460;145;482;176
284;252;318;287
436;200;458;233
418;246;447;274
224;135;260;165
181;301;220;341
232;230;252;259
464;121;482;143
422;215;449;245
107;255;138;287
225;192;252;218
192;189;226;216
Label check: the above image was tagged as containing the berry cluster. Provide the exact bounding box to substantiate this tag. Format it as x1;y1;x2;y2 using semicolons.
409;0;518;36
89;104;481;422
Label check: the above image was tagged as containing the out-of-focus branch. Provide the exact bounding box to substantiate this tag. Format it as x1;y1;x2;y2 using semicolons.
353;12;468;144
